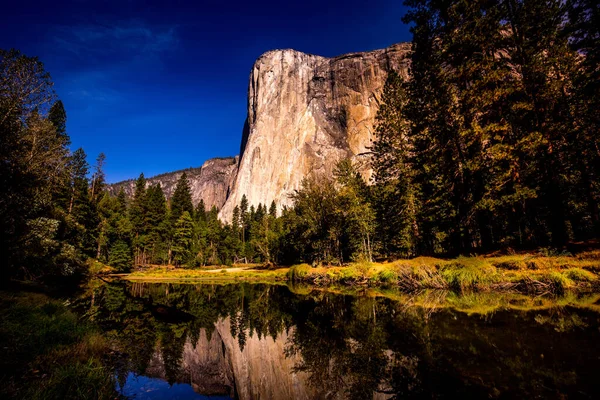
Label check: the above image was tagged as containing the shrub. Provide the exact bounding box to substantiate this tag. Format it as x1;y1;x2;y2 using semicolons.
391;262;447;290
492;257;528;270
538;247;560;257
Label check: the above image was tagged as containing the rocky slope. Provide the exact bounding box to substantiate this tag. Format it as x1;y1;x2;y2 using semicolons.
109;156;238;211
219;43;411;221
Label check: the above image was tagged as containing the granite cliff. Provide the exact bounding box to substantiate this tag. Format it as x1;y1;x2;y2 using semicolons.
144;317;393;400
219;43;411;221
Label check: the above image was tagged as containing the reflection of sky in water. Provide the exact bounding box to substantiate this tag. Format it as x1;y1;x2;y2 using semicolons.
97;282;600;399
117;372;233;400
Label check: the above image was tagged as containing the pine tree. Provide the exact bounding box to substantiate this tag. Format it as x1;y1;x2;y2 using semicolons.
240;195;249;249
566;0;600;236
371;71;417;257
288;177;344;264
195;199;206;222
501;0;581;246
109;240;133;272
117;188;127;212
172;211;194;266
90;153;106;202
403;0;459;254
170;172;194;223
67;148;88;214
191;210;208;266
401;0;589;252
232;205;241;234
48;100;69;145
206;206;222;265
64;147;98;258
145;184;168;263
130;173;147;265
335;159;376;261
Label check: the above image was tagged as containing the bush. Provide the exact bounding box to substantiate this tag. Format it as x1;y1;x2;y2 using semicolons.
493;258;528;270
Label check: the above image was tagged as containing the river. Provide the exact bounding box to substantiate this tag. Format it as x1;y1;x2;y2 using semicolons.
79;281;600;399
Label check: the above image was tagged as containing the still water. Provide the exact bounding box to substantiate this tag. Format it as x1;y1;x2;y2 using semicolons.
82;281;600;399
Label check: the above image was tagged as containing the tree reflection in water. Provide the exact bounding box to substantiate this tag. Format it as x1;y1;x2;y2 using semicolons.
78;281;600;399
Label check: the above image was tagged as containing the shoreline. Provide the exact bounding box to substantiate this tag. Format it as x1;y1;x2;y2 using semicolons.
115;251;600;294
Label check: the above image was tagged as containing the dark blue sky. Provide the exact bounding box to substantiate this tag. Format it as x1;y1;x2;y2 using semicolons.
0;0;411;183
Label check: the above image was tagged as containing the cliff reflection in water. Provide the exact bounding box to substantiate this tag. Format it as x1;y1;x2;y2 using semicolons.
82;281;600;399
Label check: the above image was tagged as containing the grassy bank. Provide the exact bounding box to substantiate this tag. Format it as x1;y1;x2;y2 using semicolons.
125;250;600;294
126;265;290;282
0;289;116;400
288;251;600;294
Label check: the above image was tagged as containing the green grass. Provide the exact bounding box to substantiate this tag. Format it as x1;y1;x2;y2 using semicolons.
122;250;600;295
286;285;600;316
0;291;115;399
440;257;499;290
24;358;112;400
374;268;397;283
128;265;289;281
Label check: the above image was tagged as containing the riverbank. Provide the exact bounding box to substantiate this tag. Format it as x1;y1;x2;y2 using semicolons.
0;288;116;400
123;250;600;294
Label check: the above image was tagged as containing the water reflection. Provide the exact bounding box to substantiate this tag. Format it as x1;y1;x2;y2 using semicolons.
81;282;600;399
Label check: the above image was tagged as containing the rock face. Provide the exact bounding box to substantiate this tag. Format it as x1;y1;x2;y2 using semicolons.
109;156;238;211
144;317;393;400
144;318;319;399
219;43;411;221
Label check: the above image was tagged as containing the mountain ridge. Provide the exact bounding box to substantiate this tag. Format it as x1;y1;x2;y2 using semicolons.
108;156;239;211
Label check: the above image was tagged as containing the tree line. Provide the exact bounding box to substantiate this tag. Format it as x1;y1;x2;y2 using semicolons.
98;172;285;270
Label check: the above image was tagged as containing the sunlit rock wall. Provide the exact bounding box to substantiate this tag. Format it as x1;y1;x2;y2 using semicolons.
219;43;411;221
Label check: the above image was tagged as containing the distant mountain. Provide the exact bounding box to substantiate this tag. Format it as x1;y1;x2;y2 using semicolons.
108;156;238;211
